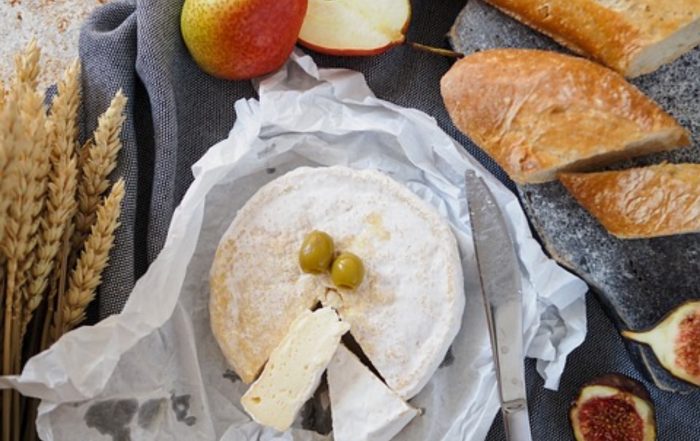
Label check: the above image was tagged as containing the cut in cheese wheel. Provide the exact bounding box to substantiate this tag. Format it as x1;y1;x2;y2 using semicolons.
210;166;464;399
240;307;349;432
328;344;419;441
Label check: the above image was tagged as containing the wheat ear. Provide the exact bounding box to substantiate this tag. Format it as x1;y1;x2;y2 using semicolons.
13;40;40;89
0;74;21;441
0;81;16;341
58;179;124;333
21;62;80;335
1;43;44;279
73;91;126;254
0;80;5;111
12;71;50;431
0;79;6;248
3;75;47;340
10;39;50;296
14;43;46;441
14;80;51;323
2;43;44;441
17;97;51;277
0;82;11;252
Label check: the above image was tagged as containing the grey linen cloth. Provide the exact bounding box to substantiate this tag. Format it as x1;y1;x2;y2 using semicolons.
79;0;700;439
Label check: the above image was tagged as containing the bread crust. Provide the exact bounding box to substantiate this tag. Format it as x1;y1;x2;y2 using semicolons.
559;164;700;239
483;0;700;77
440;49;690;184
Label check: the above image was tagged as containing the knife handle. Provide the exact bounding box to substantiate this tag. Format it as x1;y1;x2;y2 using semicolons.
503;401;533;441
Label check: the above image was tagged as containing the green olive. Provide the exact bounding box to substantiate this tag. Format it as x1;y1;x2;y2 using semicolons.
299;231;335;274
331;252;365;290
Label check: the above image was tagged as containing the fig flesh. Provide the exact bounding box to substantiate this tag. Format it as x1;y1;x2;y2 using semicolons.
622;301;700;387
570;374;656;441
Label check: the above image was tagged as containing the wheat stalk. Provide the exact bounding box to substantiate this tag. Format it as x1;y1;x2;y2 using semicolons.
0;80;7;340
48;60;80;158
13;40;40;89
1;44;127;441
14;79;51;323
0;79;20;441
2;42;44;441
0;80;6;111
12;44;51;293
0;80;6;249
73;91;126;254
1;44;44;276
2;83;46;348
77;138;92;172
13;65;50;441
0;86;11;251
0;82;15;344
21;62;81;335
57;179;124;333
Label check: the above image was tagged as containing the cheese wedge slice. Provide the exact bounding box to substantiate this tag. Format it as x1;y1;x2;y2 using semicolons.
241;307;349;431
328;344;419;441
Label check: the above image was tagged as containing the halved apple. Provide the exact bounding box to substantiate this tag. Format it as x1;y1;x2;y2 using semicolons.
298;0;411;56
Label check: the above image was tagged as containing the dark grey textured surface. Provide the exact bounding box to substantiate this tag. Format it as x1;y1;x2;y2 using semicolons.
451;0;700;395
78;0;700;439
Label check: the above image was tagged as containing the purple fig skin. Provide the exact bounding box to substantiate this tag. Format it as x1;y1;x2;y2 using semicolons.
570;373;656;441
581;373;653;403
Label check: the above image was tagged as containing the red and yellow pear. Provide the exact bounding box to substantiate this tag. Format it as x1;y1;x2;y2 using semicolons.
181;0;308;80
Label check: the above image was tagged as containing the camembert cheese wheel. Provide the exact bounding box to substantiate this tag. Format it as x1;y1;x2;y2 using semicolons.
210;166;464;399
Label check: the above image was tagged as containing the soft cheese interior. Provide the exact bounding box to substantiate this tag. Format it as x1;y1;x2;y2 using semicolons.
240;307;349;431
328;344;419;441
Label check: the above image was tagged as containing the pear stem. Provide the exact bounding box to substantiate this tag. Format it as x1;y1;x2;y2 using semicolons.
406;42;464;59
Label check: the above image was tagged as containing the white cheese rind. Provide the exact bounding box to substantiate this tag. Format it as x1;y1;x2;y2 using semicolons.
241;307;349;431
211;166;465;397
328;344;419;441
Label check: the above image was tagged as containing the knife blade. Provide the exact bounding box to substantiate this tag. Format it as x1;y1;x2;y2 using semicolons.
465;170;532;441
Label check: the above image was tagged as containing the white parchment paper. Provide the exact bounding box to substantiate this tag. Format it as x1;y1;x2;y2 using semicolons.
0;52;588;441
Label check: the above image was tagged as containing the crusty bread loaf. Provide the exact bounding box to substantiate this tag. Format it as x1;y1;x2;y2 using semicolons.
440;49;690;184
483;0;700;77
559;164;700;239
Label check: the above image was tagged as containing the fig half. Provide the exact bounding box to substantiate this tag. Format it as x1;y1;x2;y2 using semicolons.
570;374;656;441
622;301;700;387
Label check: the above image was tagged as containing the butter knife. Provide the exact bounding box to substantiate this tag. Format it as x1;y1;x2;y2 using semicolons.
465;171;533;441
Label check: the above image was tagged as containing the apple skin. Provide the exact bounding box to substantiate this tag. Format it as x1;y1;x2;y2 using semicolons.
297;0;411;56
181;0;308;80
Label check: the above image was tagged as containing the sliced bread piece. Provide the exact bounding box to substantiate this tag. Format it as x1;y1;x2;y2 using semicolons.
483;0;700;77
440;49;690;184
559;164;700;239
240;307;349;431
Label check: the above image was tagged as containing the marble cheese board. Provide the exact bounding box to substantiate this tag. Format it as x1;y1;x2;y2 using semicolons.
449;0;700;393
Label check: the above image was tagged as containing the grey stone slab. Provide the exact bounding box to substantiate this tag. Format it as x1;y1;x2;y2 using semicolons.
450;0;700;393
